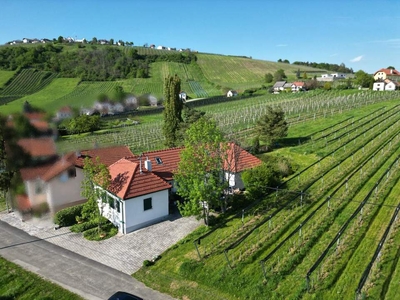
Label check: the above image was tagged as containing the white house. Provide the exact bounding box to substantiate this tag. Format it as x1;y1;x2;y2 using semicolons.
373;79;399;91
273;81;287;92
55;106;73;121
19;152;84;214
179;91;187;101
373;68;400;81
227;90;238;97
291;81;305;92
101;158;172;234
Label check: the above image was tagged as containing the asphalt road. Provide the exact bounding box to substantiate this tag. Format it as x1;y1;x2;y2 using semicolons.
0;220;175;300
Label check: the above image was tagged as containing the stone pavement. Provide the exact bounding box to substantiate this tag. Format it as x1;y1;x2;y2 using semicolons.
0;210;202;275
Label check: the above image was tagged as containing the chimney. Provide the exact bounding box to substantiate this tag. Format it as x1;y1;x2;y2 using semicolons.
144;157;152;171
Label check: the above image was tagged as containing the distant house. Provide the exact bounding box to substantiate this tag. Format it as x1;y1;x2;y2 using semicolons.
157;45;166;50
41;38;51;43
98;39;109;45
373;79;399;91
148;95;158;106
273;81;287;92
55;106;73;121
291;82;305;92
179;91;187;101
22;38;32;43
17;137;58;164
317;73;347;82
149;44;155;48
227;90;238;97
373;68;400;81
125;95;138;109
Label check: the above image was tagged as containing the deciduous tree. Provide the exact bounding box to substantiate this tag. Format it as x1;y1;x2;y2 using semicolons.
174;118;227;225
162;74;183;147
265;73;273;83
354;70;374;88
81;157;111;233
273;69;287;82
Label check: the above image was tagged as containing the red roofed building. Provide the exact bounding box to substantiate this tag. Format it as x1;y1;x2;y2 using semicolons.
373;68;400;81
102;158;171;233
17;137;57;163
291;81;305;92
19;152;84;213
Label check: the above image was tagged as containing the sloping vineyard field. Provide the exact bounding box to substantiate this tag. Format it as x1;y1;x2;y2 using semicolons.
133;94;400;300
0;70;16;88
0;68;58;97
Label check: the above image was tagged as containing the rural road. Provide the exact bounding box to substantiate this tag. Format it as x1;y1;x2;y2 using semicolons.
0;220;175;300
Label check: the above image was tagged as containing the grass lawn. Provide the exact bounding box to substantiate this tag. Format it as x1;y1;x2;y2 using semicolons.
0;70;16;87
0;256;83;299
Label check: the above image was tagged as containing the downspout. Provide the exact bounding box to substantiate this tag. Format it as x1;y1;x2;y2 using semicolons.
122;200;125;234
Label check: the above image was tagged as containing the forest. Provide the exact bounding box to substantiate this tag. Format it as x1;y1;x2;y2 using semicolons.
0;44;197;81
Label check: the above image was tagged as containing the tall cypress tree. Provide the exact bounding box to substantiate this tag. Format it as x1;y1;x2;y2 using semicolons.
163;74;183;147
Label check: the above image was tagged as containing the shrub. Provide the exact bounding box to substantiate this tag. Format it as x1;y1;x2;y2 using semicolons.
54;204;84;227
143;260;154;267
83;221;118;241
70;219;98;233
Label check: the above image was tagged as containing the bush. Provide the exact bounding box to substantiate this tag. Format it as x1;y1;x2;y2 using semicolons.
143;260;154;267
83;221;118;241
70;219;98;233
54;204;84;227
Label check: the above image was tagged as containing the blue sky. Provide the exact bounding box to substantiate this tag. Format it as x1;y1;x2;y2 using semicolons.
1;0;399;73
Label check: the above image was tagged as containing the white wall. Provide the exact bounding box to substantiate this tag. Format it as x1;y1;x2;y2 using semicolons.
123;189;169;233
24;180;47;207
46;169;84;213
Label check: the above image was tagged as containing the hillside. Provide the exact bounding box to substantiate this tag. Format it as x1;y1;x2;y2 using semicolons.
0;44;328;115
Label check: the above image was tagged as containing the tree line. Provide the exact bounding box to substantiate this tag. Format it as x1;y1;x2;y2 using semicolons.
0;44;197;81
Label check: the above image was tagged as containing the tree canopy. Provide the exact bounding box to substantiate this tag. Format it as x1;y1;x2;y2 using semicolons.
162;74;183;147
273;69;287;82
174;117;227;225
255;106;288;148
354;70;374;88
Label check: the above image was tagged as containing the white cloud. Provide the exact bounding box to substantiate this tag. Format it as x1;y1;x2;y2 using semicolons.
369;38;400;48
276;44;287;47
330;53;338;57
350;55;363;62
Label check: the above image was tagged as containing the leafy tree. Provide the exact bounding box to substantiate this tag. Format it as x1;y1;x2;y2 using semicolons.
354;70;374;88
162;74;183;147
109;38;114;45
265;73;273;83
177;107;206;142
387;66;395;70
174;118;227;225
113;85;125;102
283;59;290;64
81;157;111;233
66;115;101;134
57;36;64;44
256;106;288;149
302;72;308;79
273;69;287;82
0;115;31;211
241;164;280;200
296;69;300;79
323;82;332;90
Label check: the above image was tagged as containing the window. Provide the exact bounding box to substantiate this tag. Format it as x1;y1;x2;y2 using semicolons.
68;168;76;178
35;180;43;194
155;157;163;165
108;196;115;209
116;200;120;213
143;197;152;211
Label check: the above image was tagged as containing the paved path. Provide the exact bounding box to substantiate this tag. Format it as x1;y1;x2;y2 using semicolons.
0;211;202;299
0;211;201;275
0;220;176;300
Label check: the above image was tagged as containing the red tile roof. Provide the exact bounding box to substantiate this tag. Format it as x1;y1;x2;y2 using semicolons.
20;152;76;182
292;81;305;87
141;147;183;181
108;158;171;200
75;146;134;168
374;68;400;76
224;142;263;172
17;137;57;158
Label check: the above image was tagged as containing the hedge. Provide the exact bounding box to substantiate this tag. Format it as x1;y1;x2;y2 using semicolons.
70;217;109;233
54;204;84;227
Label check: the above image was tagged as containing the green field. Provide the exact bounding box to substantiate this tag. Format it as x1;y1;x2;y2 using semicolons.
132;95;400;300
0;45;330;115
0;256;83;299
